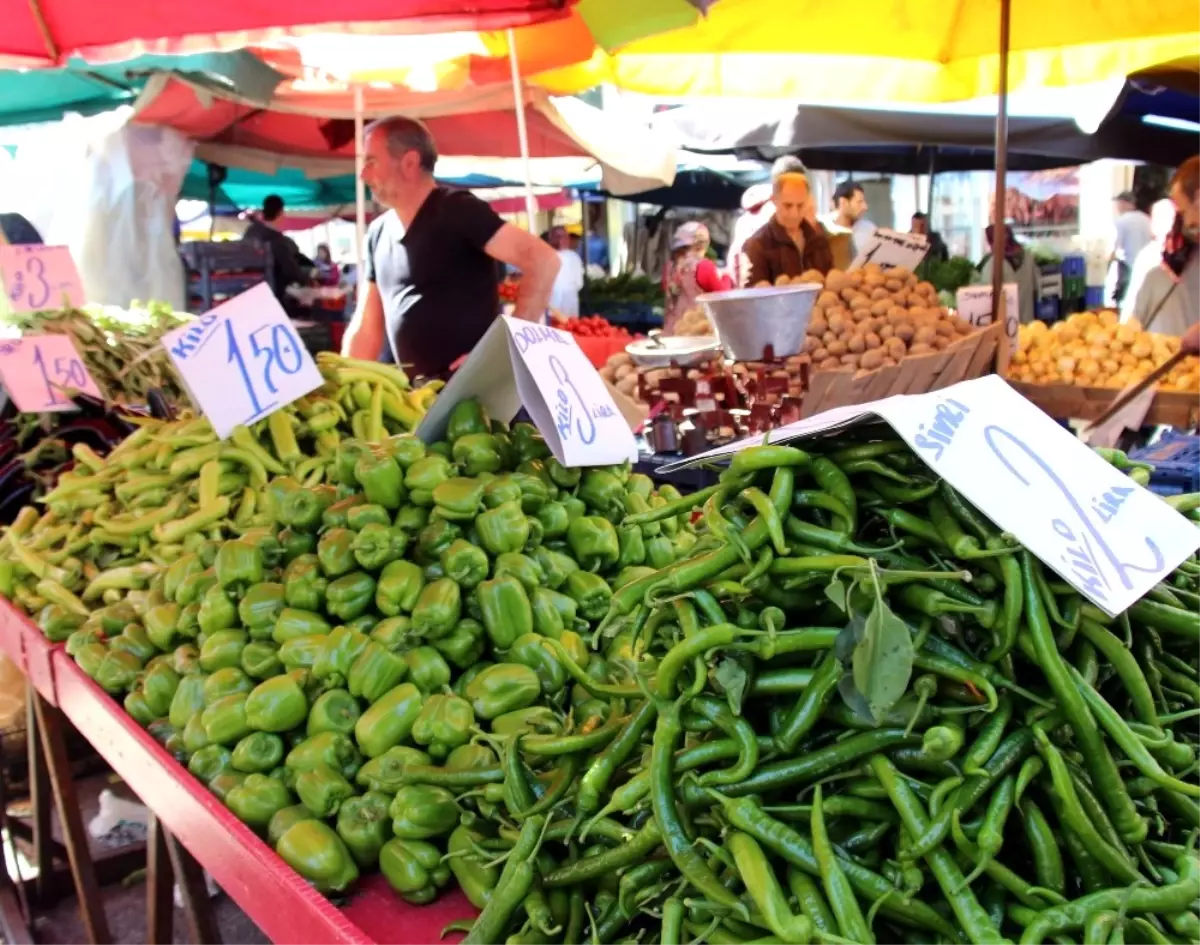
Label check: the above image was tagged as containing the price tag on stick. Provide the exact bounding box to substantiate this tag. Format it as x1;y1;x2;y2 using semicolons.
848;229;930;272
417;316;637;467
0;245;86;312
160;283;323;440
0;334;103;412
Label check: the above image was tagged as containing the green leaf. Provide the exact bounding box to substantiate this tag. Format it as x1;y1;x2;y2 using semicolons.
852;595;915;725
713;656;750;717
824;577;848;613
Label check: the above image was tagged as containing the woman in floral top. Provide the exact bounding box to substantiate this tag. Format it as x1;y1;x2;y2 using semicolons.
662;222;731;334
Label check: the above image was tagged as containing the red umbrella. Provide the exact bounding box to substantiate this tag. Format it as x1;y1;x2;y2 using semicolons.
3;0;573;68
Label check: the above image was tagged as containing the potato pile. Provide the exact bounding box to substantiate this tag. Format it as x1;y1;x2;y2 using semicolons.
796;264;975;373
672;307;714;337
1011;310;1199;392
599;351;643;402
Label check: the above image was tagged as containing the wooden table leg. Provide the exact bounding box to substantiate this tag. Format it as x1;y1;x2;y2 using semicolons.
32;692;111;944
165;829;221;944
25;690;53;908
0;736;32;945
146;813;174;945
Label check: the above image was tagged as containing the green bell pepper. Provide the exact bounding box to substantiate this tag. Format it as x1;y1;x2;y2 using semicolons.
545;457;581;490
445;743;498;771
276;819;359;895
369;617;412;650
411;693;474;761
225;772;292;833
74;642;107;681
475;500;529;556
273;607;331;644
447;399;491;442
346;503;392;531
164;554;203;603
283;483;338;531
567;516;620;572
124;687;156;726
322;495;366;530
207;771;247;802
404;455;453;495
241;641;283;680
432;618;485;669
296;764;355;817
188;744;233;783
403;646;451;695
238;583;285;637
511;472;551;514
394;505;429;534
182;713;211;754
95;649;144;694
202;667;252;705
199;629;247;673
232;731;285;773
508;632;567;695
142;602;181;651
65;627;102;658
535;501;570;540
245;672;308;732
352;524;407;571
279;634;327;673
143;662;180;717
176;568;218;608
325;572;377;622
386;434;427;469
483;476;523;509
355;746;432;794
354;682;422;758
451;433;503;476
415;518;461;563
389;784;458;840
355;449;405;510
172;642;202;676
168;674;207;729
285;730;360;777
490;706;563;737
337;791;393;869
281;556;325;612
565;570;613;621
346;641;408;704
530;586;580;639
411;578;461;640
447;824;499;909
532;548;578;591
307;689;362;737
202;692;252;745
277;527;316;565
492;552;545;592
380;838;450;905
197;584;237;637
334;440;369;487
463;663;541;720
616;525;646;569
432;477;484;521
265;476;303;523
110;625;158;664
439;539;488;589
177;605;202;643
579;468;625;520
268;804;315;846
317;528;357;578
477;575;532;651
511;422;550;463
375;560;425;617
312;626;369;683
213;539;264;590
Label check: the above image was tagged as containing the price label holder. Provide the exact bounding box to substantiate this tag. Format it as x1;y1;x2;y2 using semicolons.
956;284;1019;374
417;316;638;467
657;374;1200;616
160;283;323;440
0;245;86;313
849;229;929;272
0;334;103;412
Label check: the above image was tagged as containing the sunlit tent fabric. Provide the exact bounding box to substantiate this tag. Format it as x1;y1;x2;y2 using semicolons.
533;0;1200;104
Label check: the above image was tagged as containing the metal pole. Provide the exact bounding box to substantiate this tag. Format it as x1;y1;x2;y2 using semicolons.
507;29;539;230
991;0;1011;333
354;84;367;299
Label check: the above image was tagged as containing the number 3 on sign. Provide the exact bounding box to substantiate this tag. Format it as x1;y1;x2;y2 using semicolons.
225;320;306;421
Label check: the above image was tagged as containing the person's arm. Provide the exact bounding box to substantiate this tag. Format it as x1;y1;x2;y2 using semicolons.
695;258;728;293
484;223;561;321
742;238;770;287
1181;322;1199;356
342;282;386;359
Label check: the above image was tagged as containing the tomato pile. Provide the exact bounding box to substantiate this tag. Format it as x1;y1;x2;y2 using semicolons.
550;315;634;340
498;279;519;304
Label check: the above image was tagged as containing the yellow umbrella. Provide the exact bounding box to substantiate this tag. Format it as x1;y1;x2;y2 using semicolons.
533;0;1199;104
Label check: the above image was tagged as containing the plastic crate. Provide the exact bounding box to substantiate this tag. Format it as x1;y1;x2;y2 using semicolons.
1130;431;1200;496
1035;297;1060;323
1062;254;1087;278
1084;286;1105;308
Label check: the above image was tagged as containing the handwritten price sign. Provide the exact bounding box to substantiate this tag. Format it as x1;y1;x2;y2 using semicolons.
161;283;322;439
0;245;86;313
849;229;929;272
0;334;103;412
661;375;1200;615
955;284;1020;355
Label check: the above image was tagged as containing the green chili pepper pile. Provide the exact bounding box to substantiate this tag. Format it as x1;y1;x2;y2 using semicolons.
3;386;1200;944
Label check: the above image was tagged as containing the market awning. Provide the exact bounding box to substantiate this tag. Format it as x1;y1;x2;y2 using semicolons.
1;0;574;68
132;75;677;195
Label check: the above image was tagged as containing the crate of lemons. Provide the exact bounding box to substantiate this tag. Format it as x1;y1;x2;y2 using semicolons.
1010;309;1199;392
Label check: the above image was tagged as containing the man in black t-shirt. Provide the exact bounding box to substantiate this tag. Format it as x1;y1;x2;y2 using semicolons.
342;116;560;378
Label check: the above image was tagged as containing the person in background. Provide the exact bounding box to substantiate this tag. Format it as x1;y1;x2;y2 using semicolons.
727;181;773;288
1109;191;1154;306
740;158;838;286
580;204;610;271
342;116;560;379
314;243;339;286
241;195;313;300
663;222;732;334
911;212;948;263
1123;198;1179;324
1133;156;1198;339
547;225;584;318
976;223;1039;325
825;180;876;259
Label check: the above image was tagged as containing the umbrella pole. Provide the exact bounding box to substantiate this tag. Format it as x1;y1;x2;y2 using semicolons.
354;84;367;301
991;0;1011;342
507;29;540;232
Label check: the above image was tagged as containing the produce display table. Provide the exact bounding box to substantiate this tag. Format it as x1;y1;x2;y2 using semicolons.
574;335;630;369
0;601;475;945
1011;380;1200;429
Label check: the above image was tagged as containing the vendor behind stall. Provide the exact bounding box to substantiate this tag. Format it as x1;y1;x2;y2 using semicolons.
740;158;845;286
343;116;560;378
1138;155;1200;341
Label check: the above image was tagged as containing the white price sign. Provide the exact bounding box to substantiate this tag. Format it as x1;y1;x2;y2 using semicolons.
956;284;1019;356
659;375;1200;615
849;229;929;272
161;283;323;440
417;316;637;467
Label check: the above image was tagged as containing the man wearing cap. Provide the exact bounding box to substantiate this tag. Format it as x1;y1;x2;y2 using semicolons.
728;182;773;288
663;221;731;333
1110;191;1153;306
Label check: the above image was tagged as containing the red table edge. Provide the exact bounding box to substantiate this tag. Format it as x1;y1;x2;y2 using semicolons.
0;599;58;705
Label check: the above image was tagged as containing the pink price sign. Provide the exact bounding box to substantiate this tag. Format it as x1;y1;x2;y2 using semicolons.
0;334;103;412
0;245;86;313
